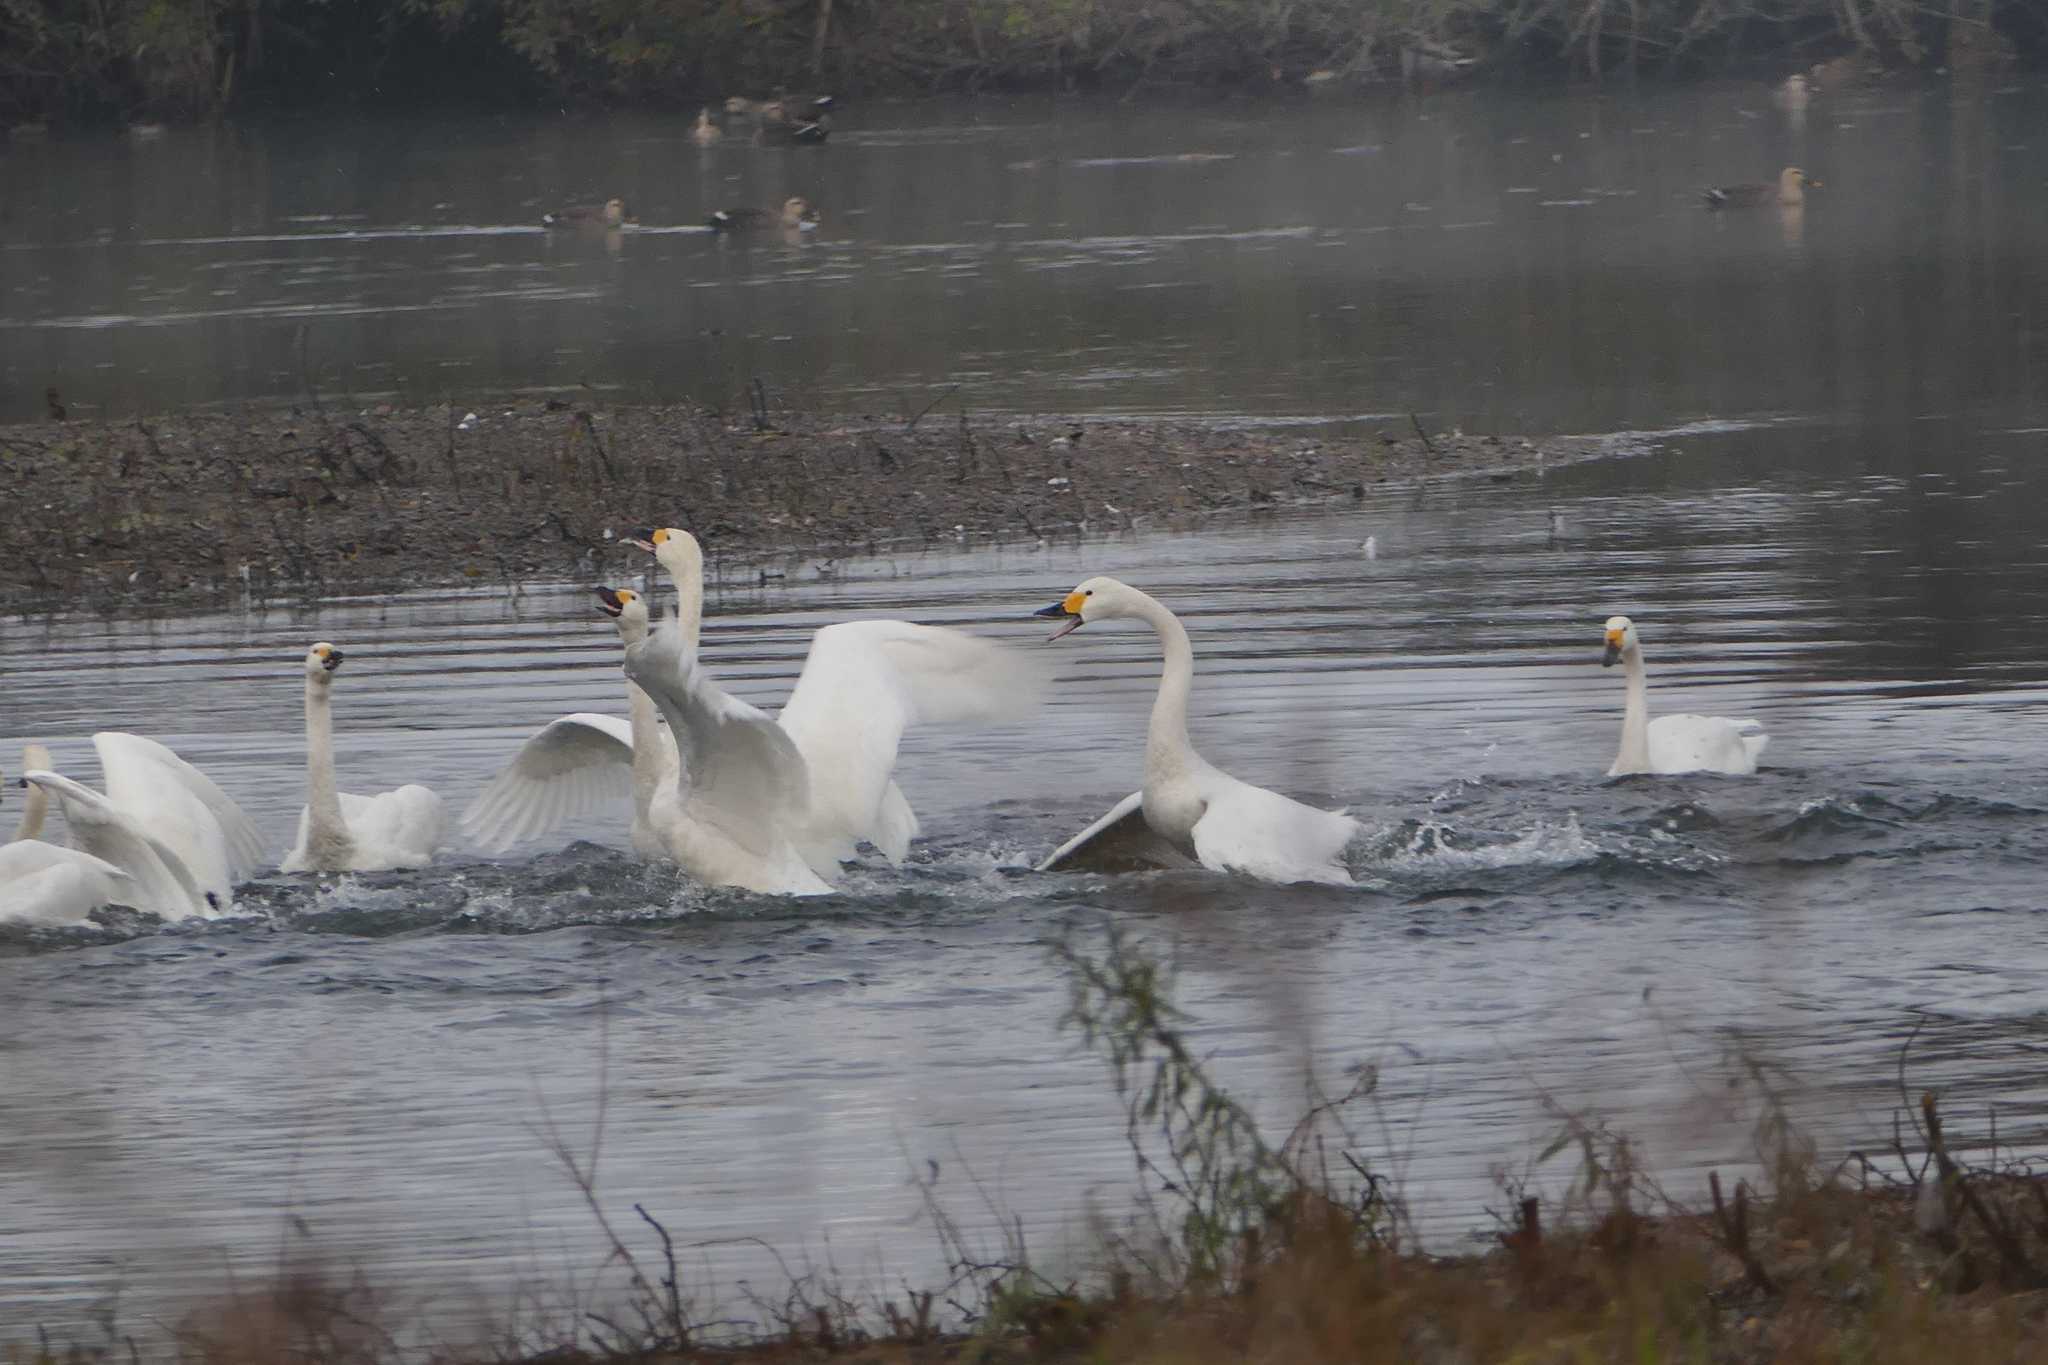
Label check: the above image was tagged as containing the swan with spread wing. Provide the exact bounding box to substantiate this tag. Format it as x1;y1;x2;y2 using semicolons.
12;733;260;918
620;527;1046;894
0;743;133;923
462;587;674;858
1033;577;1360;886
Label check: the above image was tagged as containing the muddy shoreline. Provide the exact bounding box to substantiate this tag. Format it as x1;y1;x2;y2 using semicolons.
0;403;1652;614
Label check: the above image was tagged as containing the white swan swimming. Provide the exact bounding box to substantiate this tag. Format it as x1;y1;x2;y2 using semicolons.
462;587;676;859
1033;577;1360;885
281;643;449;873
621;527;1045;894
13;733;261;918
0;743;135;924
1602;615;1768;776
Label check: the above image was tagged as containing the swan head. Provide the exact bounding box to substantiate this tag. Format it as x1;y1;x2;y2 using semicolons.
596;586;652;636
1034;576;1129;641
1601;615;1639;667
628;526;704;578
303;641;345;683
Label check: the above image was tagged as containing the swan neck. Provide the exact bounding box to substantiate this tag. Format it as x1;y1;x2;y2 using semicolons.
626;678;662;817
1135;591;1198;778
304;677;350;844
660;539;706;652
1615;645;1652;774
12;783;46;842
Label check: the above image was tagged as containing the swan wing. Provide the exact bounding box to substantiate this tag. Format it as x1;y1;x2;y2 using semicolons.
1036;792;1201;873
1188;778;1358;886
1646;715;1768;776
776;621;1048;868
339;787;448;869
625;627;810;860
22;772;213;918
94;732;264;881
0;842;131;923
461;714;636;852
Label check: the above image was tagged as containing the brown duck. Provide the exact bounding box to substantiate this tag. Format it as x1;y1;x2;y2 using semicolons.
543;197;627;229
725;94;833;144
708;196;819;233
1703;168;1819;210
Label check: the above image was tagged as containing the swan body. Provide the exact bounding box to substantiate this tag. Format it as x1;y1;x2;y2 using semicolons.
624;527;1044;894
1602;615;1768;777
281;643;448;873
0;840;132;924
462;587;675;859
1034;578;1359;885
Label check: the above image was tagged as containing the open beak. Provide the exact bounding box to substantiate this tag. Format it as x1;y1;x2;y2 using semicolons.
1035;601;1084;641
1601;641;1622;667
627;530;658;552
596;587;626;617
323;649;345;672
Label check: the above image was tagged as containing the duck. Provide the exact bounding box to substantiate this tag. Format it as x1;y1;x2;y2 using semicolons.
1032;577;1360;885
543;197;628;230
726;94;833;144
1703;168;1819;209
689;108;722;145
708;196;819;233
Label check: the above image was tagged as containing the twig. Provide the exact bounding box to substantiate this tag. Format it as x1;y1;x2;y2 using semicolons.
1708;1171;1777;1293
1409;413;1436;455
906;384;959;432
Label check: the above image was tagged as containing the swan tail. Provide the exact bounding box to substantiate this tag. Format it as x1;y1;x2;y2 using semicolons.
871;780;919;864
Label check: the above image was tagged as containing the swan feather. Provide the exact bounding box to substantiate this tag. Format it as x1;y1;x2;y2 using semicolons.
94;731;264;884
776;620;1049;870
1037;791;1202;873
461;714;635;851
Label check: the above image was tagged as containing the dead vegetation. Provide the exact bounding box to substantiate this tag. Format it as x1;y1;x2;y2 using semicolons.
0;397;1612;613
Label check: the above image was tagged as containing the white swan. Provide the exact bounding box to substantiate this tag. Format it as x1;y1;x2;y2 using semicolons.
622;527;1045;894
1602;615;1768;776
17;770;216;918
12;733;261;917
0;744;135;924
281;643;448;872
1034;577;1360;885
462;587;675;859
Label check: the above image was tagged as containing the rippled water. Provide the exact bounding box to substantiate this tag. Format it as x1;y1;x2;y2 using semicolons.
4;79;2047;429
5;80;2048;1340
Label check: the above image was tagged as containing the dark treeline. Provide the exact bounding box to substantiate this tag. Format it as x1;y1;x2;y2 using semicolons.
1;0;2041;124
